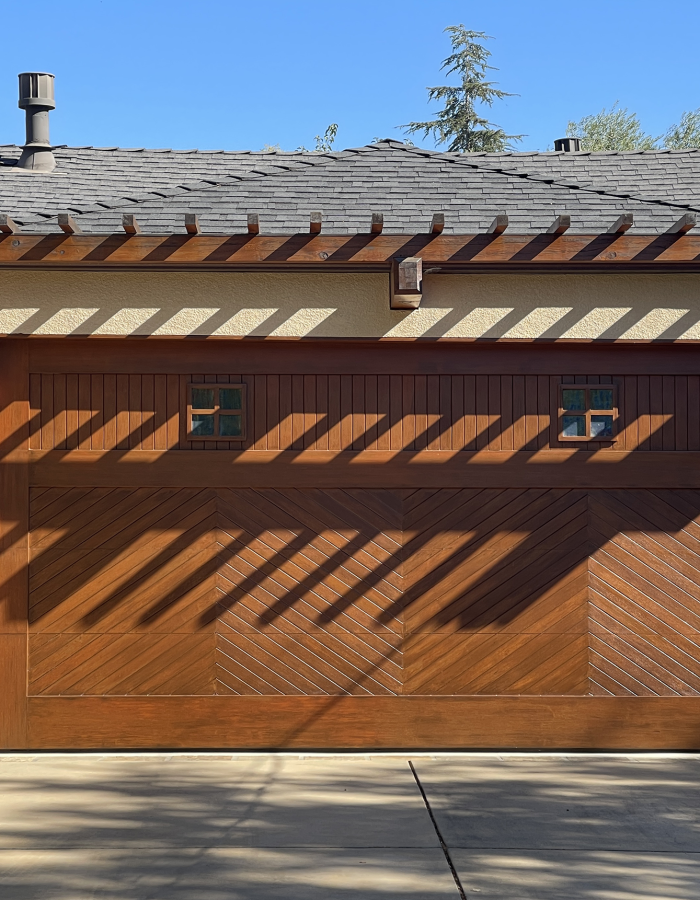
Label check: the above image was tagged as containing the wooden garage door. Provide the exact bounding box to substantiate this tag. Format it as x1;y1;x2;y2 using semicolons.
28;486;700;703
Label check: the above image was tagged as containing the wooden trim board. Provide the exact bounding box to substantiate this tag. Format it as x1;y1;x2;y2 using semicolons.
26;696;700;750
26;449;700;489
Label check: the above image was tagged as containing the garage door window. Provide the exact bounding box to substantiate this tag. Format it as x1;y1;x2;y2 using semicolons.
187;383;246;440
559;385;617;441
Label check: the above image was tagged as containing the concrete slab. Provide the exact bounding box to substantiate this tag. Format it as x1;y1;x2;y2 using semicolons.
450;850;700;900
0;848;457;900
414;755;700;851
0;755;438;850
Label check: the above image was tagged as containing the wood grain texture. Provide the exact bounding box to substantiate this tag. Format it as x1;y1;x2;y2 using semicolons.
3;231;700;269
589;489;700;696
26;696;700;749
24;372;700;453
27;450;700;489
26;339;700;377
0;339;28;747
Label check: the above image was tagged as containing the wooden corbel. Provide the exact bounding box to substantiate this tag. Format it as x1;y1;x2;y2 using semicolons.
390;257;423;310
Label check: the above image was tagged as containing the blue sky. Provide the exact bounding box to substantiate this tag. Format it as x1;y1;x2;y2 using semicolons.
1;0;698;153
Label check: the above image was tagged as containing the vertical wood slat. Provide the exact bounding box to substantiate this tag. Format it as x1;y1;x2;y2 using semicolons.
377;375;390;451
202;373;217;451
464;375;476;451
140;374;154;451
291;374;304;451
637;375;651;451
21;369;698;454
254;374;268;450
328;374;341;451
476;374;489;451
40;375;53;451
364;375;378;451
304;374;317;450
402;376;415;451
53;374;66;450
228;373;244;450
267;375;280;451
78;374;92;450
66;374;79;450
279;374;292;450
29;374;41;450
153;374;168;450
128;375;142;451
103;374;116;450
90;374;104;451
352;374;365;451
675;376;688;452
688;375;700;452
662;375;675;451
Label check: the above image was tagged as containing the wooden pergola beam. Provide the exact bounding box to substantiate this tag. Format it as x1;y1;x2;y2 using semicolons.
1;231;700;269
310;212;322;234
431;213;445;234
57;213;82;235
608;213;634;234
0;214;19;235
122;214;141;235
247;213;260;235
487;214;508;235
667;213;696;234
185;214;201;235
547;215;570;235
371;212;383;235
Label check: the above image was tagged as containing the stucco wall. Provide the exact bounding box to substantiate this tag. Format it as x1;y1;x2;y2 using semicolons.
0;270;699;339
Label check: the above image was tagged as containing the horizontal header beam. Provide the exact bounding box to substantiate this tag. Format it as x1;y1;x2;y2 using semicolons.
1;231;699;271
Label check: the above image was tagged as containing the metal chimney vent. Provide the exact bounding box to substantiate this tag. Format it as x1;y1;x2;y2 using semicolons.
554;137;581;153
17;71;56;173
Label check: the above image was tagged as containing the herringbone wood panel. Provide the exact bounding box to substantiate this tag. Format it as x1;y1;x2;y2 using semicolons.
402;489;590;695
589;490;700;696
214;488;403;695
28;485;700;699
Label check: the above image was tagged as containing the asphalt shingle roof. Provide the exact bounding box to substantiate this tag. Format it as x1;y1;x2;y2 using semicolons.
1;139;699;234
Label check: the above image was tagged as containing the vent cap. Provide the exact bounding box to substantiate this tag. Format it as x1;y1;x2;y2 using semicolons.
554;137;581;152
18;72;55;110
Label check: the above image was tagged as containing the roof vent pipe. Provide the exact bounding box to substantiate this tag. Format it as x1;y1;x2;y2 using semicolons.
554;137;581;153
17;72;56;173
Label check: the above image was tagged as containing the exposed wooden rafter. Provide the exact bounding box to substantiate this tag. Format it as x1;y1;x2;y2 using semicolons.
547;215;570;235
122;214;141;235
487;214;509;235
0;214;19;235
57;213;81;235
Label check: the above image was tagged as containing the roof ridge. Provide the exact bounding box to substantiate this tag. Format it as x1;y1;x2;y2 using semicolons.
389;143;700;214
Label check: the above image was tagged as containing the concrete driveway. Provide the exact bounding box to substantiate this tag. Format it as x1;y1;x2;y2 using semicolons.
0;753;698;899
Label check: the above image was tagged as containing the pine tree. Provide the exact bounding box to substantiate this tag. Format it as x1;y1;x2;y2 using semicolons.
664;109;700;150
401;26;523;153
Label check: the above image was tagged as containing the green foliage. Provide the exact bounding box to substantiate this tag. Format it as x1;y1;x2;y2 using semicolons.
401;25;523;153
260;143;281;152
664;109;700;149
314;123;338;152
566;103;658;151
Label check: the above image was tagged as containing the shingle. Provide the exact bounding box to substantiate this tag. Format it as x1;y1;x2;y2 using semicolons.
2;140;698;233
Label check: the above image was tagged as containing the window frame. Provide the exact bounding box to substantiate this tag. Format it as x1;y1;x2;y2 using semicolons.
186;382;247;441
558;384;618;442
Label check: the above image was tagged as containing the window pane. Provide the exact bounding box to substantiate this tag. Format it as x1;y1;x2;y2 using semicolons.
191;414;215;436
562;415;586;437
219;414;243;437
590;388;614;410
191;388;215;409
219;387;242;410
591;415;614;438
561;389;586;411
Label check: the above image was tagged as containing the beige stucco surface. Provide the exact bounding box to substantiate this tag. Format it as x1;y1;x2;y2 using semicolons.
0;269;699;339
